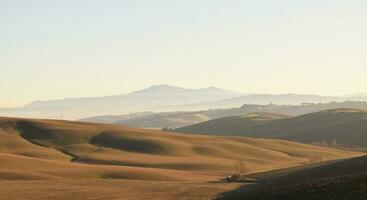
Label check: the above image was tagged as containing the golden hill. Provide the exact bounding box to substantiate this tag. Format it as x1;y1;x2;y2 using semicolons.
0;116;362;199
0;116;359;179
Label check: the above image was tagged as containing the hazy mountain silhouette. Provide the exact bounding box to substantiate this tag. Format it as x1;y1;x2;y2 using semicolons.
1;85;366;120
0;85;241;119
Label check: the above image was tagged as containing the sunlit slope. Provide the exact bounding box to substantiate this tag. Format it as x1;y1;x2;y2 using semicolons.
0;116;359;181
0;153;215;182
0;120;70;161
175;109;367;147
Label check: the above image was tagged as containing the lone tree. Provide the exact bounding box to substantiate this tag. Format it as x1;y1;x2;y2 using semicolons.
234;160;246;175
231;160;247;182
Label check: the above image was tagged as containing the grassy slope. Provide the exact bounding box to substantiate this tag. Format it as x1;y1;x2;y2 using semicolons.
175;109;367;146
0;116;362;199
222;155;367;200
0;180;241;200
116;112;211;129
0;116;359;178
174;112;290;136
78;111;212;129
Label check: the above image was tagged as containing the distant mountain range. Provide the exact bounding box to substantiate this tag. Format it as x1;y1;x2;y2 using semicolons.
0;85;241;119
1;84;366;120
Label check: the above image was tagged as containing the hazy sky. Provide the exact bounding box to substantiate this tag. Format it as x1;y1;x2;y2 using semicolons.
1;0;367;107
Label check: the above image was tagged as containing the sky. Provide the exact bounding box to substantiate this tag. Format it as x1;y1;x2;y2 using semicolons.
1;0;367;107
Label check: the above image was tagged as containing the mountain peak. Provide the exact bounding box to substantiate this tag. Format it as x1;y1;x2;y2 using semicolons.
200;86;218;90
132;85;241;96
200;86;230;92
133;85;188;94
148;84;182;90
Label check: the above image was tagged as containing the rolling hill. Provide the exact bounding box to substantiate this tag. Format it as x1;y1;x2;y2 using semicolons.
174;109;367;147
221;155;367;200
80;111;211;129
0;116;360;199
171;112;291;135
79;101;367;129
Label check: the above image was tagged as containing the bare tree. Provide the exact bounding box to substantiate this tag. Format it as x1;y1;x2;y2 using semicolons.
234;160;246;175
232;160;247;182
331;139;338;146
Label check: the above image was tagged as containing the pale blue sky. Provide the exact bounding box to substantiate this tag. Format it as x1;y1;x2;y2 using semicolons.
1;0;367;107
